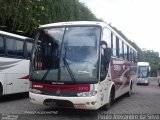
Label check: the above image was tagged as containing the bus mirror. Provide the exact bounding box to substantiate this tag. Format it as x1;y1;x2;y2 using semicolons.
100;41;107;49
106;48;112;62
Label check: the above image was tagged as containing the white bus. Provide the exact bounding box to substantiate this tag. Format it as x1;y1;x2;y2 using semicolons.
0;30;33;96
137;62;150;85
29;21;137;110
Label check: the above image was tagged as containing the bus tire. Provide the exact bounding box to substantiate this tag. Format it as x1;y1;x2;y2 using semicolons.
158;79;160;86
0;83;3;96
126;82;132;97
101;86;115;110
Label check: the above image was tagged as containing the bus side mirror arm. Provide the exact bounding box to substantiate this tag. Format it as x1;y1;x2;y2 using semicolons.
106;48;112;62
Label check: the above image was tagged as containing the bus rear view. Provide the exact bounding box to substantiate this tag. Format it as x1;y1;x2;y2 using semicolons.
137;62;150;85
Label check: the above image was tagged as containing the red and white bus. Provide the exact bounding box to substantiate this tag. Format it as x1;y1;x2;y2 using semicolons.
0;30;33;96
29;21;137;110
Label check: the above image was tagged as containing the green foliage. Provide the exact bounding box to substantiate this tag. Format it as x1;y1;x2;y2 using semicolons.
0;0;48;36
143;50;160;76
0;0;98;37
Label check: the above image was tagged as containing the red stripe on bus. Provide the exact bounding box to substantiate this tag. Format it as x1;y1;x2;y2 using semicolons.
19;75;29;80
32;82;90;92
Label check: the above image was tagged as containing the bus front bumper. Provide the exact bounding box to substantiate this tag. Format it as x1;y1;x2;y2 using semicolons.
137;78;149;85
29;92;100;110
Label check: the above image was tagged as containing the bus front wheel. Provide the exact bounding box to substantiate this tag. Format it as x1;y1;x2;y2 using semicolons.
126;82;132;97
158;79;160;86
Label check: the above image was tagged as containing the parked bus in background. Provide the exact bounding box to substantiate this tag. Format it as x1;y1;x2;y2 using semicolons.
157;63;160;86
137;62;150;85
29;21;137;110
0;30;33;96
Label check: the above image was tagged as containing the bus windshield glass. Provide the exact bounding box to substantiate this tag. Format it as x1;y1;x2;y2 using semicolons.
30;26;101;84
138;66;149;78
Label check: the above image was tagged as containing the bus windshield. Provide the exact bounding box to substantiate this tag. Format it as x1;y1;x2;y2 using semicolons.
30;26;101;84
138;66;149;78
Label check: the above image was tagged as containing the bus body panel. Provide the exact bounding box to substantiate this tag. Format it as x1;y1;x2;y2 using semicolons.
0;57;30;95
110;57;133;98
98;77;115;108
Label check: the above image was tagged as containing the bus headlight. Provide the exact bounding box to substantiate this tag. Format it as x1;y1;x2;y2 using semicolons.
145;80;148;83
77;91;97;97
30;88;42;94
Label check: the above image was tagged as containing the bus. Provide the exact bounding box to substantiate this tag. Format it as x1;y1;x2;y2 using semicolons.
137;62;150;85
29;21;137;110
157;63;160;86
0;30;33;96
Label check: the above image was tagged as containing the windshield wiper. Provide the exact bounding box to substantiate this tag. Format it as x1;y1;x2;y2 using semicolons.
63;50;76;83
139;70;145;78
41;69;51;81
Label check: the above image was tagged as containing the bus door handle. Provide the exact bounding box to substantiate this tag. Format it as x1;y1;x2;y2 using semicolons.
7;83;13;85
24;82;28;84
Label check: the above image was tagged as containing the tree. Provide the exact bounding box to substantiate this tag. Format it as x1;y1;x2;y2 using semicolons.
0;0;98;37
143;50;160;76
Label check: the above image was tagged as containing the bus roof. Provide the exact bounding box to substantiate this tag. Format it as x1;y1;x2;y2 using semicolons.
0;30;32;41
39;21;137;52
138;62;150;66
39;21;106;28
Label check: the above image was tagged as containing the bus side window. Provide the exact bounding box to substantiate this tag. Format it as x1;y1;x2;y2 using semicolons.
6;38;16;56
100;28;112;81
16;40;24;57
6;37;24;57
119;39;124;59
0;36;5;55
124;43;127;60
26;42;33;59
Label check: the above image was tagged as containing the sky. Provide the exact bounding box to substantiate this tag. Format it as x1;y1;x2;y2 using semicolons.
79;0;160;53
